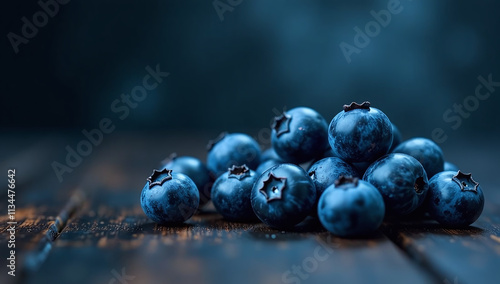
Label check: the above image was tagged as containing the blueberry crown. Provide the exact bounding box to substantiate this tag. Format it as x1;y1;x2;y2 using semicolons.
258;172;287;202
452;170;479;192
343;101;371;112
272;112;291;137
228;164;250;180
207;132;227;151
334;176;359;187
147;168;173;189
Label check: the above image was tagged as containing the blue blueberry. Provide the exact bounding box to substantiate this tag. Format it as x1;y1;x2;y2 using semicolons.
251;163;316;229
363;153;429;216
392;137;444;178
308;157;359;201
425;171;484;226
328;101;393;163
162;154;213;206
211;165;259;222
444;161;459;172
271;107;329;164
318;177;385;237
207;132;261;177
140;168;199;224
389;123;402;152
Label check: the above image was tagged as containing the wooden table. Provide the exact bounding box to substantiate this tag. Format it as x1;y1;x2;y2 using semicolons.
1;132;499;284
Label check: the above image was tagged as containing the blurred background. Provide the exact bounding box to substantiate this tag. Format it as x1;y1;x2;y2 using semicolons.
2;0;500;143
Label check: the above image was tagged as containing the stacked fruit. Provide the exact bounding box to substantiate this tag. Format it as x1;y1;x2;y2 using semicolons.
140;102;484;237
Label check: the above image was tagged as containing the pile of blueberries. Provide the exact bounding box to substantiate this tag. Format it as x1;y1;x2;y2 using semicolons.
140;102;485;237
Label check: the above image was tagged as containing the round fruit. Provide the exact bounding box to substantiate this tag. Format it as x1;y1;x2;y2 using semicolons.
425;171;484;226
211;165;258;222
318;176;385;237
140;168;199;224
207;132;261;177
363;153;429;216
328;101;393;163
271;107;329;164
251;163;316;229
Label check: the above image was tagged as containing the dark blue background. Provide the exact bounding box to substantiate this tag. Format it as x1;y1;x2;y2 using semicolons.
3;0;500;144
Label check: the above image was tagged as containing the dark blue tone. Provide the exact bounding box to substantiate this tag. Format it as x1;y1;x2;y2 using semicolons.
308;157;359;201
363;153;429;216
328;102;393;163
207;132;261;177
389;123;403;152
162;155;213;206
211;165;258;222
425;171;484;226
317;178;385;237
140;170;199;224
271;107;329;164
393;137;444;178
251;163;316;229
444;161;459;172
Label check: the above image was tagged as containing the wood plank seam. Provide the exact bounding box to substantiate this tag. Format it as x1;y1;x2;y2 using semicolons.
19;190;86;278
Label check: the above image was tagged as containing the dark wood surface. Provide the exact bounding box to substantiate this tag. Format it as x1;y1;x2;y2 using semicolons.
1;132;499;284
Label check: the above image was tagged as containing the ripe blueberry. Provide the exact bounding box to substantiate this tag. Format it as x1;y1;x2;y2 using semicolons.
328;101;393;163
317;176;385;237
425;171;484;227
211;165;259;222
251;163;316;229
140;168;199;224
207;132;261;177
363;153;429;216
271;107;329;164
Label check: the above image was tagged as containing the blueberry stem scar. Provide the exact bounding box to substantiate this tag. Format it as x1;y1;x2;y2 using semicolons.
258;172;287;202
343;101;371;112
452;170;479;192
272;112;292;137
228;164;250;180
147;168;173;189
335;175;359;187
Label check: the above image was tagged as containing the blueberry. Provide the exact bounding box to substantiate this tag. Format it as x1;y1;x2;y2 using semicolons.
207;132;261;177
425;171;484;226
271;107;329;164
328;101;393;163
318;177;385;237
211;165;259;222
256;159;282;175
251;163;316;229
308;157;359;202
444;161;459;172
162;154;213;206
389;123;402;152
363;153;429;216
392;137;444;178
140;168;199;224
